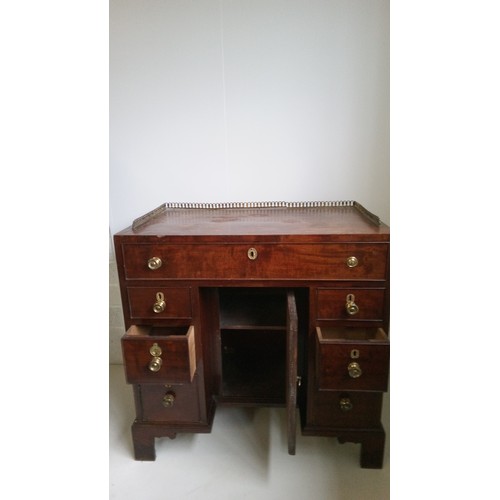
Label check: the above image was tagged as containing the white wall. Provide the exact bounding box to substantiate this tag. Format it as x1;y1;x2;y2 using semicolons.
110;0;389;235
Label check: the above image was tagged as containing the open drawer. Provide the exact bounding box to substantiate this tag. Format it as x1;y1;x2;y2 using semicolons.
122;325;196;384
315;326;389;392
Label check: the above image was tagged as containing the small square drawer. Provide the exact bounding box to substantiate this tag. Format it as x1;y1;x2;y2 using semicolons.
127;287;192;320
122;325;196;384
138;382;201;423
316;327;389;391
316;288;386;321
308;390;384;428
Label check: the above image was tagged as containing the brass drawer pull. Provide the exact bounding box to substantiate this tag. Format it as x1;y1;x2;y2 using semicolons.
149;343;163;372
345;294;359;315
346;256;358;268
339;397;353;412
153;292;166;313
247;247;258;260
162;392;176;408
348;362;362;378
148;257;162;270
149;357;162;372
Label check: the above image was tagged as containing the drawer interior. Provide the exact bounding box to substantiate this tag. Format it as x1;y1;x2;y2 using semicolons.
317;326;388;343
126;325;191;337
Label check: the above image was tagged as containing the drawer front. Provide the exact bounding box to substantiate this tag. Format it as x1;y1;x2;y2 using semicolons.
127;287;192;320
122;325;196;384
122;243;388;281
308;390;383;428
316;288;386;321
139;382;201;423
316;327;389;391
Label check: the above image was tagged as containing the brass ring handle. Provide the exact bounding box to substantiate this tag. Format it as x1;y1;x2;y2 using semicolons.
153;301;166;313
153;292;166;313
346;256;358;268
162;392;176;408
348;362;362;378
148;257;162;270
149;356;162;372
339;397;353;412
345;294;359;315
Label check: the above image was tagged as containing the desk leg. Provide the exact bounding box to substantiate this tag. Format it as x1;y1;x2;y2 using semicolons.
359;429;385;469
131;422;156;461
131;422;179;461
337;428;386;469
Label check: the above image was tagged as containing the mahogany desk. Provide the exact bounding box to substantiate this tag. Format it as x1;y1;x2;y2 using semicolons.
114;201;389;468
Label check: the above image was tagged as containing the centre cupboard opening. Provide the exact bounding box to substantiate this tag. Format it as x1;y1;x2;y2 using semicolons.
215;287;308;406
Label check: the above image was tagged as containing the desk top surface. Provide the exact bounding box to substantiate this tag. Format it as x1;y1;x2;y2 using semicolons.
116;202;389;243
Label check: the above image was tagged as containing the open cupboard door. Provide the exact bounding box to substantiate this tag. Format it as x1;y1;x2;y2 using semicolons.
286;290;298;455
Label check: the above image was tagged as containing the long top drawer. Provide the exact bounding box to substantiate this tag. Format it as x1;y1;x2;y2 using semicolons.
120;243;388;281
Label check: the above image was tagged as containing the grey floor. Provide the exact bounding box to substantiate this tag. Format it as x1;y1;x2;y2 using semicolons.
110;365;389;499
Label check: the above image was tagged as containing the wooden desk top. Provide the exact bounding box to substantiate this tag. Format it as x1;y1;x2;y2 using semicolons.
116;201;389;243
